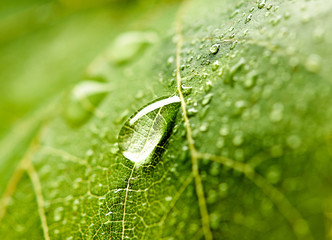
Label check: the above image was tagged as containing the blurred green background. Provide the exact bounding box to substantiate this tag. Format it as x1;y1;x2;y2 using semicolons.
0;0;179;138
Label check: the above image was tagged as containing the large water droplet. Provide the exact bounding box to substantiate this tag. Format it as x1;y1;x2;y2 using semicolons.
118;95;181;165
63;80;112;126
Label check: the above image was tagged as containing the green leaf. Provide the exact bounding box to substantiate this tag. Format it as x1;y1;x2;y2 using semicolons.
1;0;332;239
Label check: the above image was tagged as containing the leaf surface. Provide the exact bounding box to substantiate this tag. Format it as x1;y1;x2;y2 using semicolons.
1;0;332;240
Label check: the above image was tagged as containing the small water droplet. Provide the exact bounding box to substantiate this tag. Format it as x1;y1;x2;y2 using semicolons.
230;57;245;77
187;108;198;116
271;16;281;26
63;81;111;126
118;95;181;165
199;106;210;120
234;148;244;161
212;60;220;71
217;68;224;77
235;100;245;110
110;143;119;154
258;0;266;9
266;4;273;10
286;135;301;149
107;31;158;65
284;12;291;20
232;132;244;146
269;103;284;122
313;27;325;43
219;126;230;136
245;14;253;23
249;7;255;12
204;80;213;92
219;182;228;197
244;71;257;88
267;166;281;184
216;137;225;149
135;90;144;100
167;56;175;66
230;10;240;19
202;93;214;106
210;44;220;54
301;15;311;24
199;123;209;132
165;196;173;201
54;207;64;222
305;54;321;73
230;40;238;50
181;85;193;95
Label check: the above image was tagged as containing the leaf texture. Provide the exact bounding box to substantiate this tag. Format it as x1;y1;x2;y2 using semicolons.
0;0;332;240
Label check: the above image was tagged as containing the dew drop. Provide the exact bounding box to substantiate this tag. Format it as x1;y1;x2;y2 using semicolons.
216;137;225;149
305;54;321;73
245;14;253;24
204;80;213;92
267;166;281;184
244;71;257;88
209;44;220;54
286;135;301;149
258;0;266;9
230;10;240;19
266;4;273;10
219;126;229;136
54;207;64;222
106;31;158;65
232;132;244;146
187;108;198;116
181;85;193;95
199;123;209;132
202;93;214;106
63;81;111;126
219;182;228;196
118;95;181;165
212;60;220;71
249;7;255;13
271;16;281;26
269;103;284;122
165;196;173;201
313;27;325;43
230;40;238;50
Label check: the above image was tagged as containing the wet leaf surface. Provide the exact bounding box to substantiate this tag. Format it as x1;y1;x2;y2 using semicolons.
0;0;332;239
